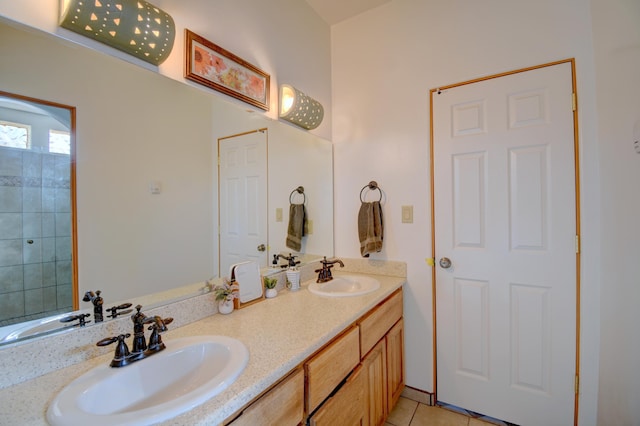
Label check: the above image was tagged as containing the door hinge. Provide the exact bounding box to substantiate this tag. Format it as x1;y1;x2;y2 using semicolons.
572;92;577;111
575;235;580;254
575;375;580;394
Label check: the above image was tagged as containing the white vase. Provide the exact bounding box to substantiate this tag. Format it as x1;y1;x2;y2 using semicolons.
265;288;277;298
218;299;234;314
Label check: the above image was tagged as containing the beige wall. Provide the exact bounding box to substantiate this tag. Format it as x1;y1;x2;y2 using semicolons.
591;0;640;423
331;0;602;424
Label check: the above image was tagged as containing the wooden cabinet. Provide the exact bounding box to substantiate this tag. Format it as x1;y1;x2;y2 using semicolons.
228;368;304;426
362;339;388;426
386;318;405;411
305;325;360;413
308;365;366;426
224;287;404;426
359;290;405;425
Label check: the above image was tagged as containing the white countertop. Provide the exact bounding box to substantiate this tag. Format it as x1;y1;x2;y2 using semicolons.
0;272;404;426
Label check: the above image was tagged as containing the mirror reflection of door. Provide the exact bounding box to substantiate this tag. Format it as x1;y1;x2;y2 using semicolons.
0;91;77;327
218;129;268;277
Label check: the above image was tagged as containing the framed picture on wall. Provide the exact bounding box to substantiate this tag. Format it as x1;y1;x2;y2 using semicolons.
184;29;270;111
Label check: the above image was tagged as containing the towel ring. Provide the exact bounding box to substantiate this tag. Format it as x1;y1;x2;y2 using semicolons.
289;186;306;204
360;181;382;203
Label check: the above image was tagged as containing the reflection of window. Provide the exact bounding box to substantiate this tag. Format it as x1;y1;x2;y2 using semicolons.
49;129;70;155
0;120;30;149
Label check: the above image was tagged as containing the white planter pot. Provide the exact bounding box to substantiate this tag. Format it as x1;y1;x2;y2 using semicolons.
218;300;234;314
265;288;277;298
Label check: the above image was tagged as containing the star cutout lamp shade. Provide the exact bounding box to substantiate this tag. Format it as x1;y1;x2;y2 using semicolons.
59;0;175;65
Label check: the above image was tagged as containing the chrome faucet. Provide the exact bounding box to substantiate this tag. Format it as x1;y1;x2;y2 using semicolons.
315;257;344;283
97;305;173;368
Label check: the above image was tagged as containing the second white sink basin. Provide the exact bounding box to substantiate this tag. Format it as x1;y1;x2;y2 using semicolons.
47;335;249;426
308;275;380;297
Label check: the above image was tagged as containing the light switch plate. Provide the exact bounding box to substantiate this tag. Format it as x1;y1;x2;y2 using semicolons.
149;181;162;195
275;208;283;222
306;219;313;234
402;205;413;223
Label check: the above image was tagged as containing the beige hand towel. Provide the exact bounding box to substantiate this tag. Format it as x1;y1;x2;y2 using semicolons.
358;201;383;257
286;203;306;251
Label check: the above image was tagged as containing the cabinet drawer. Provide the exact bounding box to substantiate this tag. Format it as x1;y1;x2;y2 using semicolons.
359;290;403;356
229;368;304;426
309;365;365;426
306;325;360;413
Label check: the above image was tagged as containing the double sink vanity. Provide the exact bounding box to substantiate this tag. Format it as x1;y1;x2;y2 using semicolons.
0;258;406;425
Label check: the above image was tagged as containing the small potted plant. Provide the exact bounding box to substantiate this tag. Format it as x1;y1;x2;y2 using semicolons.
263;276;278;299
209;277;239;314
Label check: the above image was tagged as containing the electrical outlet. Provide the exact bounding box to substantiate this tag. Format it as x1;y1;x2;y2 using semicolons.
276;208;283;222
402;205;413;223
306;219;313;234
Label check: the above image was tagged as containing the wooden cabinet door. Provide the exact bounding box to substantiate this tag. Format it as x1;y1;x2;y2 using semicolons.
229;368;304;426
362;339;388;426
309;365;365;426
386;318;405;411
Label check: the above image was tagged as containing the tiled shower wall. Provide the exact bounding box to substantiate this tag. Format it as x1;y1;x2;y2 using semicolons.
0;147;72;326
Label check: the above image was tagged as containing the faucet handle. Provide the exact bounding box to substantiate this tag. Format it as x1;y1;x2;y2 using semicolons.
60;313;91;327
97;333;131;348
97;333;133;368
145;316;173;331
106;303;133;319
146;317;173;352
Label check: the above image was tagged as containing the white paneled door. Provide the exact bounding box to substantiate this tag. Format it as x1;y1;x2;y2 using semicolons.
432;61;578;425
218;130;268;276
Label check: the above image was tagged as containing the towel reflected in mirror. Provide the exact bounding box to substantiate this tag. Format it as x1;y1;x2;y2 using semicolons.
286;203;306;251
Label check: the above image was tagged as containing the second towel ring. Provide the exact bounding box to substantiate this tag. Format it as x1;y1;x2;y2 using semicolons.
360;181;382;202
289;186;306;204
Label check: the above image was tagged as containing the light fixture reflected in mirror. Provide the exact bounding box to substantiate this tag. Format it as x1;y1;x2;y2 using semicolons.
279;84;324;130
59;0;175;65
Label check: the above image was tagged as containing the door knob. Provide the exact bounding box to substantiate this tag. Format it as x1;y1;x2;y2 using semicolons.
439;257;452;269
257;244;266;252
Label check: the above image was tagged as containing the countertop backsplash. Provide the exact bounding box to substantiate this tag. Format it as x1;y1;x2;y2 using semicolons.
0;257;406;389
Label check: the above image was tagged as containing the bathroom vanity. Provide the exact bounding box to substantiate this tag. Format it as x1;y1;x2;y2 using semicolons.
0;259;405;425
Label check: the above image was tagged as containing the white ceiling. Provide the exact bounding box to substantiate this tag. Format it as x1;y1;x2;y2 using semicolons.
304;0;391;25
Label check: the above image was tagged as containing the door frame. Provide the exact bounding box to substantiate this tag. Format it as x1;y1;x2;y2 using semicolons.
429;58;582;425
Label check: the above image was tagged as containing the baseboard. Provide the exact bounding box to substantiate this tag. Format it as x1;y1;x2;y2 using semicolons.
400;386;435;406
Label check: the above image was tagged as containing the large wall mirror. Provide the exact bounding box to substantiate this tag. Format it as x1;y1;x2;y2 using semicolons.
0;18;333;345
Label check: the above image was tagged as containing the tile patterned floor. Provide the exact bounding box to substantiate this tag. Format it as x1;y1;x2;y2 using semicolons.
386;397;506;426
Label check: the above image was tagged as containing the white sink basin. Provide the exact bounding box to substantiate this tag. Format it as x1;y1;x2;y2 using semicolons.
47;335;249;426
308;275;380;297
